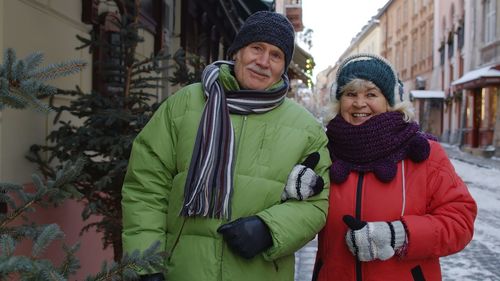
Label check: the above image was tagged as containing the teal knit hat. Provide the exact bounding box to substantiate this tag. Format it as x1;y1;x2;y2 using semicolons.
227;11;295;70
335;54;400;106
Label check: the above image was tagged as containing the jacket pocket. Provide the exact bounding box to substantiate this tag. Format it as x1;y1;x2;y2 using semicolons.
311;259;323;281
411;265;426;281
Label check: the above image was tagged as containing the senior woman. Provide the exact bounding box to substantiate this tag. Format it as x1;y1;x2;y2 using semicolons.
313;54;477;281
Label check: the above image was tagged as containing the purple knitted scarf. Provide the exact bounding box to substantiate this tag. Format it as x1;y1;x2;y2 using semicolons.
325;111;436;183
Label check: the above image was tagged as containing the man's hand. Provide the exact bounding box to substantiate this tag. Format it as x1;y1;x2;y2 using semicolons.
281;152;324;201
343;215;406;261
217;216;273;259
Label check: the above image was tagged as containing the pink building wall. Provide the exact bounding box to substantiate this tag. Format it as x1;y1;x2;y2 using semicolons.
13;185;114;280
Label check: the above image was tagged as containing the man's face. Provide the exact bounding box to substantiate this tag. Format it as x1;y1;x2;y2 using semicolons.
233;42;286;90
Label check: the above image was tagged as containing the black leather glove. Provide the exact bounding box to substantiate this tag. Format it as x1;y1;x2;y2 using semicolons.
139;273;165;281
281;152;324;201
217;216;273;259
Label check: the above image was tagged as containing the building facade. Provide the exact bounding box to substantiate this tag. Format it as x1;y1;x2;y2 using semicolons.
435;0;466;144
451;0;500;157
379;0;444;138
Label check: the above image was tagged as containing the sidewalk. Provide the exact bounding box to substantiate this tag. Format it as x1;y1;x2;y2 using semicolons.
440;143;500;171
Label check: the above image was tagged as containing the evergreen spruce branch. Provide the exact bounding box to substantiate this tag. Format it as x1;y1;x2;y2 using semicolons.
50;158;85;191
130;66;156;76
35;83;58;99
2;49;16;79
0;234;16;257
39;268;66;281
1;48;85;112
23;51;44;72
0;159;81;229
26;145;57;179
14;87;54;112
130;76;164;84
84;241;166;281
0;192;38;229
75;32;99;51
0;182;22;216
129;83;161;91
0;86;31;110
31;60;86;82
0;224;36;240
32;224;64;258
58;242;81;278
0;255;35;277
12;60;27;82
121;0;141;99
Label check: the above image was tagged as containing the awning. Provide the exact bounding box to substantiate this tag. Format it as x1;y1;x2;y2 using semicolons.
410;90;445;99
452;65;500;89
288;44;314;83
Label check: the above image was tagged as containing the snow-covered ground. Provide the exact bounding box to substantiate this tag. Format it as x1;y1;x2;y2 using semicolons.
295;156;500;281
440;159;500;281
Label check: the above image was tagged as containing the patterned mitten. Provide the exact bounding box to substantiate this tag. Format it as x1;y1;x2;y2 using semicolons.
343;215;406;261
281;152;324;201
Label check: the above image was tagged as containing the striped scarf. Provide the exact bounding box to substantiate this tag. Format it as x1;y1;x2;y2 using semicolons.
181;60;289;219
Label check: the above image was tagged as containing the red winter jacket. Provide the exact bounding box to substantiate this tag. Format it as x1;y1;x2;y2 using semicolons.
315;141;477;281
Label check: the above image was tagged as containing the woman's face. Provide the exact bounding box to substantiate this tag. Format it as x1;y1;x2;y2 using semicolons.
339;80;389;125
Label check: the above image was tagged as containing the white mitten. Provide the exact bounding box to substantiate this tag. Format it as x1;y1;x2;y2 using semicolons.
343;215;406;261
281;152;324;201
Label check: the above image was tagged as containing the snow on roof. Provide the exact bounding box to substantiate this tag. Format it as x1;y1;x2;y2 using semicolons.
452;65;500;85
410;90;445;99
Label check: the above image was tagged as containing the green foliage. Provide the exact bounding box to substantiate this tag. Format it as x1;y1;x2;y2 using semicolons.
0;45;167;279
168;49;205;86
0;160;84;280
27;0;204;263
0;48;86;112
85;242;166;281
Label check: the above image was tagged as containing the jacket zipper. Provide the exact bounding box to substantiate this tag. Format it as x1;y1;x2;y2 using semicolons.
168;217;187;262
355;172;364;281
236;116;247;161
236;116;278;273
231;115;247;178
220;115;248;276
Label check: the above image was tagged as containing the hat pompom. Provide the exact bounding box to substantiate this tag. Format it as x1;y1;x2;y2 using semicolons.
330;161;350;183
373;161;397;182
408;135;431;163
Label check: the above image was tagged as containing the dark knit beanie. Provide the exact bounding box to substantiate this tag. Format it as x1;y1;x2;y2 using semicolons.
335;54;398;106
227;11;295;70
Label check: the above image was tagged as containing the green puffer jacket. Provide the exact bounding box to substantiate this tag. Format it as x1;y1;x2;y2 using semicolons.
122;83;331;281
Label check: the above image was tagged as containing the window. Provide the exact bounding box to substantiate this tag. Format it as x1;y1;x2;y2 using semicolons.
484;0;497;43
447;31;454;58
439;42;445;65
81;0;168;94
397;6;402;29
457;19;465;49
412;33;417;65
403;0;408;23
403;38;408;69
